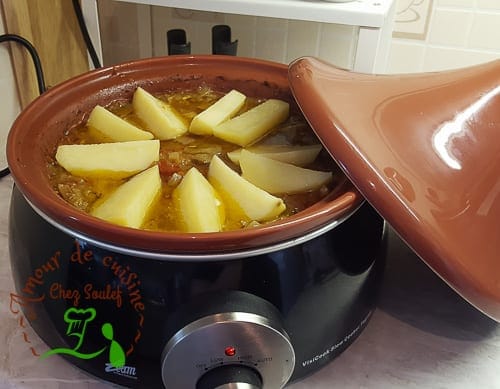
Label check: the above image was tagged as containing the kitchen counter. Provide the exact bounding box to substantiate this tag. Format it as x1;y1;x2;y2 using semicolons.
1;173;500;388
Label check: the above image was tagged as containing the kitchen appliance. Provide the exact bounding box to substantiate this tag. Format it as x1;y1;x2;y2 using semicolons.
8;54;499;388
7;55;386;388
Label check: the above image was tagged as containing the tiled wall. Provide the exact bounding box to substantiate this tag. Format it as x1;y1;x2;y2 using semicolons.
96;0;499;74
99;3;359;70
148;7;358;70
97;0;145;64
389;0;500;73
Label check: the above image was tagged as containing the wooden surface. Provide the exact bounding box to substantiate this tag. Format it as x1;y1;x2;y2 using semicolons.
1;0;89;108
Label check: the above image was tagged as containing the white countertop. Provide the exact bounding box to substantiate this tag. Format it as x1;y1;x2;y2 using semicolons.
1;173;500;388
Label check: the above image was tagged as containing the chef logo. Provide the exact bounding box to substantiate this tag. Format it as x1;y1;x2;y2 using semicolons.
40;307;125;368
8;239;144;380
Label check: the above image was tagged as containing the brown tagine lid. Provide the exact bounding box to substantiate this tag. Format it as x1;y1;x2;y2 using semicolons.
288;56;500;321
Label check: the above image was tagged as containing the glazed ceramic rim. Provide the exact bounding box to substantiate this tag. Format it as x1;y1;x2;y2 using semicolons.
24;195;363;260
7;55;363;256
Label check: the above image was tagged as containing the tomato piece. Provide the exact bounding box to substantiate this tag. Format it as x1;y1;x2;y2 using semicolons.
159;160;181;176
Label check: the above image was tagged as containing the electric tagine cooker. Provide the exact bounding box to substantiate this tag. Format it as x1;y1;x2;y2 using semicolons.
6;55;500;389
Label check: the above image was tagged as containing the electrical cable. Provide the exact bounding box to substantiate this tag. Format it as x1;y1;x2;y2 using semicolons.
0;33;47;178
72;0;102;69
0;34;46;95
0;3;101;179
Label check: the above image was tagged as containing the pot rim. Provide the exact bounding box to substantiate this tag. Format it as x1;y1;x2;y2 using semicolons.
7;55;363;255
24;194;364;260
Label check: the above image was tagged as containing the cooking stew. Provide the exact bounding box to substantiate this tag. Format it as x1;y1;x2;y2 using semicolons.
48;85;340;233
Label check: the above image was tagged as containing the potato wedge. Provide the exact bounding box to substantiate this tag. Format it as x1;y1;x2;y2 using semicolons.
239;150;332;194
172;167;224;233
132;87;188;140
208;155;285;222
87;105;154;141
227;144;323;166
189;89;246;136
213;99;289;146
55;140;160;179
91;165;161;228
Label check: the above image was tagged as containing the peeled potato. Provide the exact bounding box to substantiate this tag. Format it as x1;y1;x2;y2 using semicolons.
55;140;160;178
87;105;154;141
91;165;161;228
239;149;332;194
189;89;246;135
208;155;285;222
172;167;224;233
213;99;289;146
227;144;323;166
132;87;188;140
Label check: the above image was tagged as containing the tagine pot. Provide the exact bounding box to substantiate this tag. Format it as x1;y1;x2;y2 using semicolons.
6;55;385;388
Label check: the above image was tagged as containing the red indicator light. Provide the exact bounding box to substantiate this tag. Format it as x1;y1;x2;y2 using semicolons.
224;346;236;357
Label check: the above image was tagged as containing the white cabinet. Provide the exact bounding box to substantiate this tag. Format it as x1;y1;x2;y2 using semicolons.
81;0;396;73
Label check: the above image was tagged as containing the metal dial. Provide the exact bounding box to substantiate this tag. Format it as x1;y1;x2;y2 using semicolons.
161;312;295;389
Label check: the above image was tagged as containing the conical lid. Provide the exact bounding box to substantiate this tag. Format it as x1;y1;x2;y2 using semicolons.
288;56;500;321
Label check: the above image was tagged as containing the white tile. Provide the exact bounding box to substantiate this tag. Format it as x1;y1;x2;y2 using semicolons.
386;41;426;73
151;7;227;56
436;0;476;7
423;46;499;71
150;7;172;57
317;23;357;69
98;1;140;45
151;8;262;57
256;16;288;30
154;11;257;57
468;13;500;50
428;9;474;46
192;22;215;55
98;1;143;64
169;8;223;55
476;0;500;10
254;17;288;63
136;4;152;58
285;20;320;63
102;43;141;64
224;13;257;58
393;0;433;39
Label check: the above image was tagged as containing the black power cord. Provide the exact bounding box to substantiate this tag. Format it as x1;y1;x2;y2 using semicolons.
0;33;47;179
0;34;46;95
1;3;101;179
72;0;102;69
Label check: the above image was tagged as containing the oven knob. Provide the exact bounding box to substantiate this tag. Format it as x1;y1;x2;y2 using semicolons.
196;364;262;389
161;311;295;389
